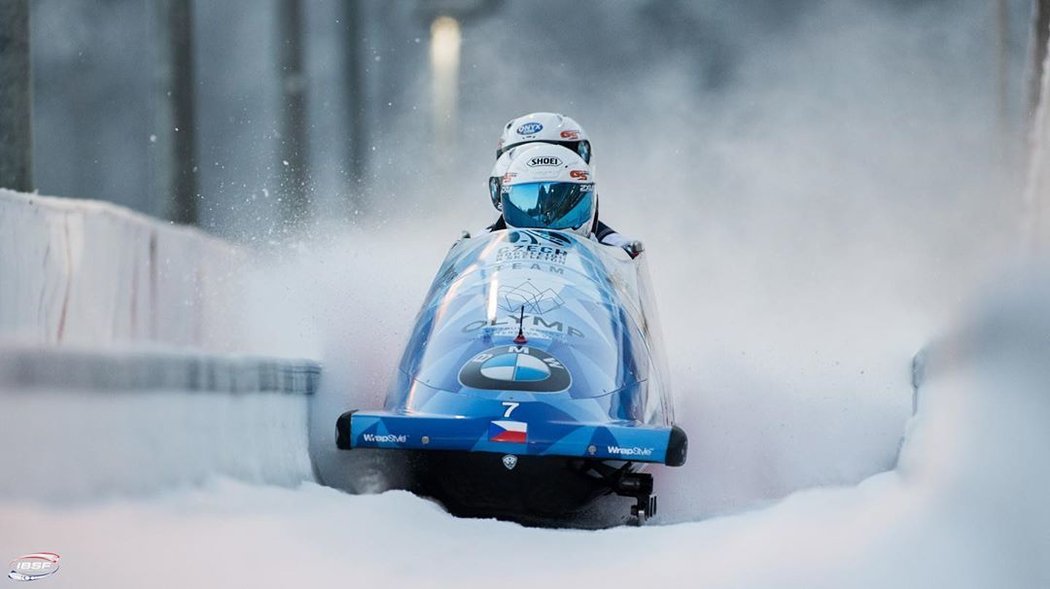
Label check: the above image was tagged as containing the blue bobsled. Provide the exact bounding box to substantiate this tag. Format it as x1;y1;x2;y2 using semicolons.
336;228;687;524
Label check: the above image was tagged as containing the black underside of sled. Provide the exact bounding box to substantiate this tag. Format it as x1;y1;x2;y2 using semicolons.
402;449;655;526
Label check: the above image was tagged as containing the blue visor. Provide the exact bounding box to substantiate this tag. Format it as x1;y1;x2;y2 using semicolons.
501;182;595;232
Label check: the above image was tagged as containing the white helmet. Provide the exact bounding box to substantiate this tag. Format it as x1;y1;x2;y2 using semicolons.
496;112;592;163
501;144;596;237
487;143;545;210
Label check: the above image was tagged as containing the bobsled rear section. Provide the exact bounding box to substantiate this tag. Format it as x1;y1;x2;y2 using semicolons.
336;409;688;466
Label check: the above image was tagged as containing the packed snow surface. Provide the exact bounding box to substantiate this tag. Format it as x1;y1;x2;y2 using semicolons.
4;264;1048;588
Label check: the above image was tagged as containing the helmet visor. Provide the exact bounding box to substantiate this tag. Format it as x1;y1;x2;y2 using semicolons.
501;181;595;232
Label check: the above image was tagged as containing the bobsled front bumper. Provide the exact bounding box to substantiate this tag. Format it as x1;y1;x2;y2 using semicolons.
336;410;687;467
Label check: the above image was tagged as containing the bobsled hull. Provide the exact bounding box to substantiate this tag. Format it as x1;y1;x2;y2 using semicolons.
338;410;687;466
337;228;687;522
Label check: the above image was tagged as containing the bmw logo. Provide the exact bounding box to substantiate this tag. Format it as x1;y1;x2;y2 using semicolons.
481;351;550;381
516;122;543;135
459;345;571;393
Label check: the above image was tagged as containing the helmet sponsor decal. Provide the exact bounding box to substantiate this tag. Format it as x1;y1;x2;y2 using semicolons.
8;553;61;582
526;156;562;167
501;454;519;469
560;129;580;140
569;169;589;181
459;345;571;392
517;122;543;135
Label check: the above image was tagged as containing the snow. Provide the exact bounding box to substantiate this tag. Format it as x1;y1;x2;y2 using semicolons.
0;191;317;502
0;186;1043;586
0;387;312;502
5;233;1043;587
243;227;918;518
1;278;1047;587
2;2;1043;581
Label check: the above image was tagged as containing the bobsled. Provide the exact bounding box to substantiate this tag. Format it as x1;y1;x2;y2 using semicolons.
336;228;687;524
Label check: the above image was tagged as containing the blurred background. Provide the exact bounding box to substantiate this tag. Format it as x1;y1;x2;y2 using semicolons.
4;0;1050;531
2;0;1040;242
7;6;1050;586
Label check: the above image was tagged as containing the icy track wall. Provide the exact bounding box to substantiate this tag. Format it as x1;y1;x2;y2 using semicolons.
0;189;319;501
0;188;244;349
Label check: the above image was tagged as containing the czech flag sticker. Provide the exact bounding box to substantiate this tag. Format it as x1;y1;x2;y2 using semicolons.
489;420;528;444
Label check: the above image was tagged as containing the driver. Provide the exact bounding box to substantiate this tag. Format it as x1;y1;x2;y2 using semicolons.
487;112;642;257
497;144;599;238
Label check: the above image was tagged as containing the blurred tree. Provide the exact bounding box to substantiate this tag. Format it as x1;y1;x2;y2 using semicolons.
152;0;199;224
1030;0;1050;118
344;0;367;211
997;0;1010;132
0;0;34;192
415;0;500;181
278;0;310;228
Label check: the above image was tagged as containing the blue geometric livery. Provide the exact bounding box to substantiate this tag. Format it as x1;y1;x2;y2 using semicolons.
336;229;687;524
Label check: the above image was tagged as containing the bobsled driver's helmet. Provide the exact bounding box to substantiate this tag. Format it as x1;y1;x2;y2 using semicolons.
501;144;596;237
496;112;592;164
488;144;543;210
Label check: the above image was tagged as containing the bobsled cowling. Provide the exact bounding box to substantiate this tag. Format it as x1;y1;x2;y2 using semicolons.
339;229;685;462
337;228;687;523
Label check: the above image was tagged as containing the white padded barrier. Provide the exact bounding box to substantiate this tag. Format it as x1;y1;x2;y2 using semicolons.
0;189;248;351
0;189;321;500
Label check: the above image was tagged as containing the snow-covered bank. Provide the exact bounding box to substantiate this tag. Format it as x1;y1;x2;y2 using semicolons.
2;266;1046;588
0;387;313;502
0;345;319;501
0;190;321;500
0;345;319;393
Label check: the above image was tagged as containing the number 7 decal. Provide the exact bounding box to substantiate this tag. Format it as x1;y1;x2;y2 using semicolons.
501;401;520;418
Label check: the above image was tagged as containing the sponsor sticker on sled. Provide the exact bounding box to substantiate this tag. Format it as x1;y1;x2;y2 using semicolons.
361;432;408;444
8;553;61;582
495;243;569;265
459;345;572;393
501;454;518;470
606;446;655;458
